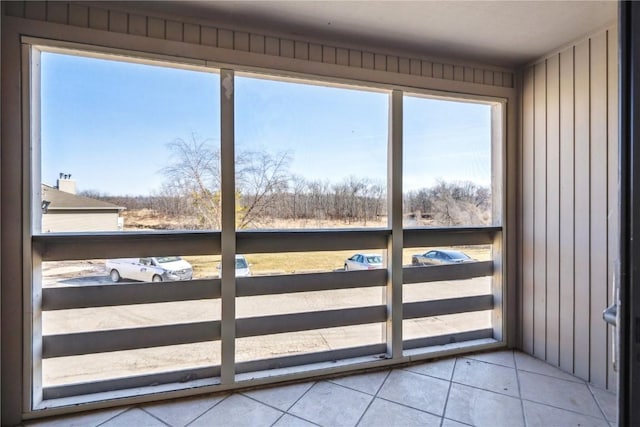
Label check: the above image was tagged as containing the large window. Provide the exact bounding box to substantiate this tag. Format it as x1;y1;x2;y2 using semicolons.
29;45;504;411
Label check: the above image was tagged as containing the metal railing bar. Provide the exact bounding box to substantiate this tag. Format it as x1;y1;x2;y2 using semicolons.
403;295;494;319
42;365;221;400
236;229;390;253
236;269;386;297
402;260;493;284
42;321;221;358
236;305;387;338
403;226;501;248
42;279;220;311
403;328;494;349
34;231;222;261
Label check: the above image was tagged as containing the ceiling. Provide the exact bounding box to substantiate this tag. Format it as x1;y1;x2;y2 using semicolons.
131;1;617;68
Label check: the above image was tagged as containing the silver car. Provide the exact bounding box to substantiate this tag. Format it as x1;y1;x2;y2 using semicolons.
344;253;383;271
411;249;473;266
106;256;193;282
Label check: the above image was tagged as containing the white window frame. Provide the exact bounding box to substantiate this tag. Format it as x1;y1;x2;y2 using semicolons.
24;39;507;418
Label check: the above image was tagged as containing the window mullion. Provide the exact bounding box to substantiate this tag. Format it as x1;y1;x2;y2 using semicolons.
220;69;236;384
386;90;403;358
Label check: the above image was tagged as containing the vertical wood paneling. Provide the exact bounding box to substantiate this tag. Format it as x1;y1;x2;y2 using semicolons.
264;37;279;56
398;58;410;74
410;59;421;76
589;31;609;388
533;61;547;359
374;54;385;71
421;61;433;77
573;38;591;380
24;1;46;21
183;23;200;44
280;39;295;58
350;50;362;68
47;2;68;24
108;11;128;34
68;3;88;27
336;48;349;66
386;55;399;73
147;16;165;39
606;28;619;391
128;14;147;37
559;47;575;373
201;27;217;47
546;53;561;366
522;66;535;354
521;28;617;390
234;32;250;52
443;64;453;80
250;34;266;55
4;1;25;18
323;46;336;64
88;7;109;31
218;29;234;49
165;21;183;42
295;41;309;60
433;63;443;78
362;52;374;70
309;44;322;62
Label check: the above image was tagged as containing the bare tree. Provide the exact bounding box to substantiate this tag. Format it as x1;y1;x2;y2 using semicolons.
236;150;291;228
161;134;222;229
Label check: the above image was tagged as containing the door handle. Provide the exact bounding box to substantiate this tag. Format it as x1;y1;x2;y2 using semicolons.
603;303;617;326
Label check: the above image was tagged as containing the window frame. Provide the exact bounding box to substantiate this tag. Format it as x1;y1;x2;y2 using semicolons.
24;38;507;416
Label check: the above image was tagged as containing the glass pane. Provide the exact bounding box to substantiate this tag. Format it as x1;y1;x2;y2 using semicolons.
39;52;220;233
235;75;388;230
403;96;493;227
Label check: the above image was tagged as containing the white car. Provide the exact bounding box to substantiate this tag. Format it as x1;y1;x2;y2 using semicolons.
217;255;252;278
344;253;383;271
106;256;193;282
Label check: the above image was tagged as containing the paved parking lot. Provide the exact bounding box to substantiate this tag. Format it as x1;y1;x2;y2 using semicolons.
41;262;493;387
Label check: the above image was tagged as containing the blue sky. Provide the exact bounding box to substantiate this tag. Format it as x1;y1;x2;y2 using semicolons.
41;52;491;196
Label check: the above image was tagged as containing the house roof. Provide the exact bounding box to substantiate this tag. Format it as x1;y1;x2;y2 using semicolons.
42;185;125;211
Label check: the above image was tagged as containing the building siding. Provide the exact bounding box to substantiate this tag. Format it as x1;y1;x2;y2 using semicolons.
42;212;121;233
520;28;618;390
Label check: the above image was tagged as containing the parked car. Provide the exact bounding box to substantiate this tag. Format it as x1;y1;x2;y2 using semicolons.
106;256;193;282
344;253;383;271
217;255;252;278
411;249;473;266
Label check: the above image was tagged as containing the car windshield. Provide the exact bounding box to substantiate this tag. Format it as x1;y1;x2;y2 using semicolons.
236;258;248;269
366;256;382;264
156;256;181;264
447;252;470;260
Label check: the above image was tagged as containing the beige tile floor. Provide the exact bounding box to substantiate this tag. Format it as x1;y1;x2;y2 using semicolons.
24;350;618;427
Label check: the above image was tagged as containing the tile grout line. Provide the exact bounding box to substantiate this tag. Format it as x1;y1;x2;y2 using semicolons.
184;393;231;427
137;407;173;427
438;356;457;427
94;406;137;427
586;383;614;422
520;396;612;421
354;369;392;427
91;405;132;427
513;351;528;427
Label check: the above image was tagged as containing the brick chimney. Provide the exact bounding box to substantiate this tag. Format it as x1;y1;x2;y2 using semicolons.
57;173;76;194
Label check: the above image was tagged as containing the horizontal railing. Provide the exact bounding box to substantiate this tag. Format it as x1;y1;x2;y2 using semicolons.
36;226;500;400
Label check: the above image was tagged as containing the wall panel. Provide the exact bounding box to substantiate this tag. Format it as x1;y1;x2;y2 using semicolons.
520;28;618;389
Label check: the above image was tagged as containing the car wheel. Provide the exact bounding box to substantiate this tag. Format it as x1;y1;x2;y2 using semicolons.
109;269;121;282
344;264;349;271
412;257;420;266
152;274;163;282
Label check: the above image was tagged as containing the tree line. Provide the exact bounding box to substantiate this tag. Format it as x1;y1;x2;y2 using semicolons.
81;136;492;229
